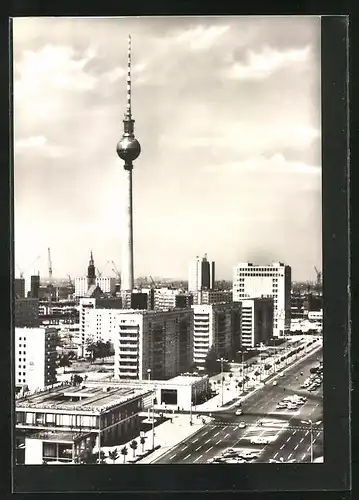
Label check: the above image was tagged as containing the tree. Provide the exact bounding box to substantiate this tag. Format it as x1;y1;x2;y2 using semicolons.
130;440;138;458
73;374;83;386
121;446;128;463
140;436;146;453
108;448;119;464
204;346;219;376
229;373;233;380
58;354;72;374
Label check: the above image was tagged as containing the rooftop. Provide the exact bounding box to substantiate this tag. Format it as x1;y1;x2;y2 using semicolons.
16;384;152;413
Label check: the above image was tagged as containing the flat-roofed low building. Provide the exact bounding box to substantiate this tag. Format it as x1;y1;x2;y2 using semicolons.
15;383;153;464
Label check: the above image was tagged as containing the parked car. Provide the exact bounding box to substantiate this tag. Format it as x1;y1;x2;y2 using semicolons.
235;409;243;416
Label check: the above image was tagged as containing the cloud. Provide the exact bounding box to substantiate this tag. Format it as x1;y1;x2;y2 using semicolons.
175;25;230;50
202;154;321;176
16;135;68;158
226;45;311;80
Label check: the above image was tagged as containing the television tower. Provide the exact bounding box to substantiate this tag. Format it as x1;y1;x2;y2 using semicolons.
116;34;141;291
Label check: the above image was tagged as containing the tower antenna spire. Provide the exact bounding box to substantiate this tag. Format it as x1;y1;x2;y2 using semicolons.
126;34;132;119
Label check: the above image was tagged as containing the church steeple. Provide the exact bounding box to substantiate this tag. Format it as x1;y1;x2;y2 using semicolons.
87;250;96;288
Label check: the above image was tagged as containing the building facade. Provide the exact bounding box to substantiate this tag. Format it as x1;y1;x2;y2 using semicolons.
233;262;291;337
188;254;215;292
74;277;117;298
15;298;40;328
240;298;274;349
15;327;57;393
114;309;193;381
15;278;25;298
191;303;241;365
15;384;152;464
193;290;232;305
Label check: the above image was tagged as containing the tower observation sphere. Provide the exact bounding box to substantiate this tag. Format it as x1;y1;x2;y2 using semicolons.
116;135;141;169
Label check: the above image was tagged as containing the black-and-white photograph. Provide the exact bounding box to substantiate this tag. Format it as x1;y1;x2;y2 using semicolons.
13;16;324;469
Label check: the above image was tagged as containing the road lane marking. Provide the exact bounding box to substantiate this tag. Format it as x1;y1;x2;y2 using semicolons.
216;440;221;445
300;437;304;443
205;438;211;444
183;454;191;460
280;444;285;450
305;431;309;436
288;453;293;460
181;446;188;451
294;444;299;450
223;426;228;430
169;454;177;460
224;433;230;439
286;437;291;442
207;446;213;452
193;438;198;443
307;446;311;452
193;454;203;463
195;445;202;451
234;426;238;431
302;454;306;460
213;432;220;437
274;452;279;459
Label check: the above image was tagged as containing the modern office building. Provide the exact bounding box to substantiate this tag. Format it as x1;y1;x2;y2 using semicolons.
15;383;152;464
233;262;291;337
191;303;241;365
240;298;274;349
153;288;177;310
175;292;194;309
15;298;40;328
113;309;193;381
188;254;215;292
15;278;25;298
15;327;57;393
193;290;232;305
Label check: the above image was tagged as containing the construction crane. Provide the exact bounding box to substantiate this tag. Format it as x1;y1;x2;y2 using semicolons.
314;266;322;288
149;276;156;288
16;255;41;279
111;261;121;281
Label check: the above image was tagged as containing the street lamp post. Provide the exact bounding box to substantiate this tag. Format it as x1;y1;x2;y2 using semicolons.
152;392;156;450
147;368;151;381
301;419;322;463
217;357;224;406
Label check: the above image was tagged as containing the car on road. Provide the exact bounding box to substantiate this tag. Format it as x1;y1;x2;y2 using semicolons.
276;403;287;409
273;381;278;386
279;373;284;377
238;422;247;429
250;437;271;445
235;409;243;416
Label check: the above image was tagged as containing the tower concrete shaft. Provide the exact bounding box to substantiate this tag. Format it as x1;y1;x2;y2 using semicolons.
121;169;134;291
116;35;141;293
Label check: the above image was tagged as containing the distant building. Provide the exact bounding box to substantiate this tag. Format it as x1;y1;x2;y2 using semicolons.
15;278;25;299
114;309;193;381
233;262;291;337
15;327;57;393
30;275;40;299
193;290;232;305
188;254;215;292
240;298;274;349
175;293;193;309
153;288;177;310
191;303;241;365
15;298;40;328
74;277;116;298
79;298;96;353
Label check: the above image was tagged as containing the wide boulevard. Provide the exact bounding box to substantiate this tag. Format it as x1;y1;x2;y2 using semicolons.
155;346;323;464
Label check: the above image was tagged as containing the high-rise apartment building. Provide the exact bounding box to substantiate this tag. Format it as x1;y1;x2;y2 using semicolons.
114;309;193;381
233;262;291;337
240;298;274;349
188;254;215;292
191;303;241;365
15;327;57;393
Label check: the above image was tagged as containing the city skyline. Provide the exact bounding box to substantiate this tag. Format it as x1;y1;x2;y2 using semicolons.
13;16;321;282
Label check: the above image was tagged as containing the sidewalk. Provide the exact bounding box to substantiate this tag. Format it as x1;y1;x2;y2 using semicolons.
99;413;205;465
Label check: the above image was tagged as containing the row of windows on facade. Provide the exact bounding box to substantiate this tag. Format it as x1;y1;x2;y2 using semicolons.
236;272;283;277
237;277;280;281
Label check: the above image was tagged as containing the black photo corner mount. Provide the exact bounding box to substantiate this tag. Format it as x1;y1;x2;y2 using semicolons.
3;9;351;498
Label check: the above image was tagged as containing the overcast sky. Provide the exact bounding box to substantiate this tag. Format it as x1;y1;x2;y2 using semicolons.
13;16;321;282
